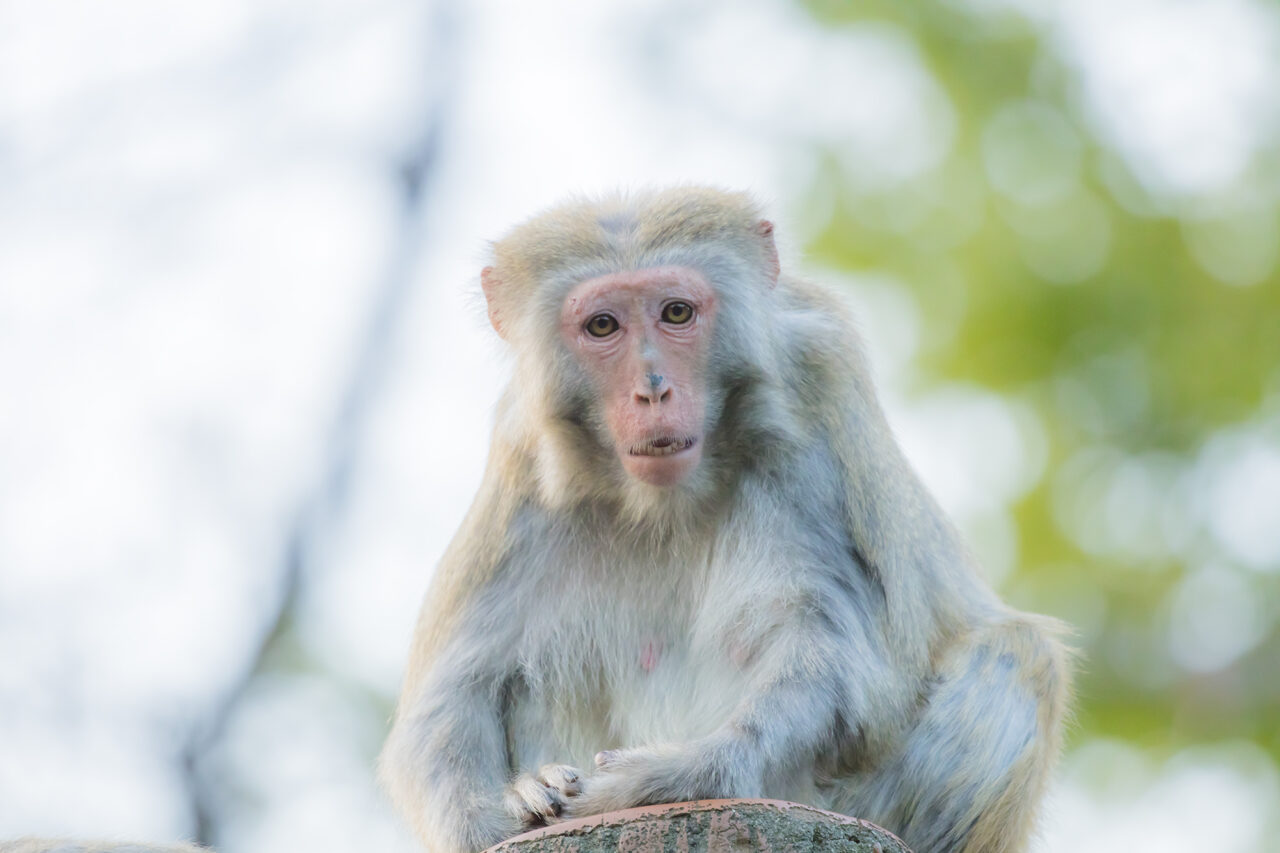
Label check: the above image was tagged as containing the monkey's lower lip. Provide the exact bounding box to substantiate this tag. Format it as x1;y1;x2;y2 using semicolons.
628;436;697;457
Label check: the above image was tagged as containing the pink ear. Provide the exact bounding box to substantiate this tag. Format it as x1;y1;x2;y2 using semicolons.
480;266;506;339
757;220;780;287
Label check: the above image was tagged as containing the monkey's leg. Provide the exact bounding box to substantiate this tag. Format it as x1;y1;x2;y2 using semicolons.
841;618;1070;853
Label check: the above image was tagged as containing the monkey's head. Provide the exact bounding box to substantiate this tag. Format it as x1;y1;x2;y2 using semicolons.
481;188;784;501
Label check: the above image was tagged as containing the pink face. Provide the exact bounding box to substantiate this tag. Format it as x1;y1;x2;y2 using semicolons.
560;266;717;487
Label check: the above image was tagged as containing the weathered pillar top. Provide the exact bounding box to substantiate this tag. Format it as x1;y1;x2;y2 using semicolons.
486;799;912;853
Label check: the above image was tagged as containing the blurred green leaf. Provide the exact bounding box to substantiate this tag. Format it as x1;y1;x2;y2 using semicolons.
798;0;1280;763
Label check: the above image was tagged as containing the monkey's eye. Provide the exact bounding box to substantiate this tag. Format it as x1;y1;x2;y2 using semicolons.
585;313;620;337
661;302;694;324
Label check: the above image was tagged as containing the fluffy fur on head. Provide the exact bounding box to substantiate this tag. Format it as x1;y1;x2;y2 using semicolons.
486;187;777;348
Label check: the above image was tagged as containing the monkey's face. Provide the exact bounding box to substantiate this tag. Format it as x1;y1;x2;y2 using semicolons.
560;266;717;488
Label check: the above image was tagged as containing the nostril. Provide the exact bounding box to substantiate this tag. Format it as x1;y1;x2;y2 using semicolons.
634;386;673;405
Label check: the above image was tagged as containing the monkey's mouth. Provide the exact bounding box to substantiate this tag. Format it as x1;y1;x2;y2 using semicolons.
628;436;698;458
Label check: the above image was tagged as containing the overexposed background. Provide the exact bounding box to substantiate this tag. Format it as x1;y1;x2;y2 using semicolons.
3;1;1278;851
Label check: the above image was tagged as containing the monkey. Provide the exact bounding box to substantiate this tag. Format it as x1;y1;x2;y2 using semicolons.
378;187;1071;853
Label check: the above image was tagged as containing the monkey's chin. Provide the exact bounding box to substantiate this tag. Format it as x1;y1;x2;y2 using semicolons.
621;441;702;487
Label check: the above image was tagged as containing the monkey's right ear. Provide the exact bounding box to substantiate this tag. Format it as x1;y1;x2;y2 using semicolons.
480;266;507;339
757;220;780;287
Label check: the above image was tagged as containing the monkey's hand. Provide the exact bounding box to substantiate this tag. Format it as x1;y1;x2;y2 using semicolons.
565;738;760;818
503;764;584;828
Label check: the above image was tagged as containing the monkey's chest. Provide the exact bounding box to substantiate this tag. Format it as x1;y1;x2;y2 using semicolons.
508;604;753;769
607;630;753;744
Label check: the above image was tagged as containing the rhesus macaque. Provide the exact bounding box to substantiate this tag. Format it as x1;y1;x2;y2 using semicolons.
380;188;1071;853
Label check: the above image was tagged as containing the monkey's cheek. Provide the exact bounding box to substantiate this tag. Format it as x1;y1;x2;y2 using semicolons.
620;443;702;487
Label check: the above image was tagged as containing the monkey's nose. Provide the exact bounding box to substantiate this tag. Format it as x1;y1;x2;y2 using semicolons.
634;373;672;405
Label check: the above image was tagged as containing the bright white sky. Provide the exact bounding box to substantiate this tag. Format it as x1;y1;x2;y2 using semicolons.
1;1;1277;851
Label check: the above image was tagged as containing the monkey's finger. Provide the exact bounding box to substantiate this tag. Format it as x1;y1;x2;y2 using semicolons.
506;775;565;824
594;750;621;768
536;763;583;797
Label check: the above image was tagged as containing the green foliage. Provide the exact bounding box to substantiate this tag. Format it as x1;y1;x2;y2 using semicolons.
798;0;1280;759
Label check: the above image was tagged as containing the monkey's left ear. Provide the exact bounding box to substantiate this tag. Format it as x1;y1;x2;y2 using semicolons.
480;266;507;339
757;220;780;287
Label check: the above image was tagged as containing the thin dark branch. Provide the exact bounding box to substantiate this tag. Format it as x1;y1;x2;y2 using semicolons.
179;2;460;845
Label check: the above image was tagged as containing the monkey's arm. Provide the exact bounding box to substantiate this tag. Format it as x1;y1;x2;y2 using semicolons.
380;659;518;852
382;595;584;850
379;464;534;853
